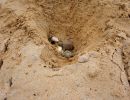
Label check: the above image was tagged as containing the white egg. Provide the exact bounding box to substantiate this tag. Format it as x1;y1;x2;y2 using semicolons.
57;46;63;53
51;36;59;42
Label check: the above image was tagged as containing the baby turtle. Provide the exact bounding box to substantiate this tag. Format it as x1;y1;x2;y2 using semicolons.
62;50;74;58
58;40;74;51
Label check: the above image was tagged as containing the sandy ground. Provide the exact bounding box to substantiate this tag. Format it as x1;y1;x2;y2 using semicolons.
0;0;130;100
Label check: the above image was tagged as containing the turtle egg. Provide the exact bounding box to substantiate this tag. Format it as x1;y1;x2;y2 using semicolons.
51;36;59;42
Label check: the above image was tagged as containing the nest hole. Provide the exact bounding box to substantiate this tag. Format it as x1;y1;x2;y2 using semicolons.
37;0;107;67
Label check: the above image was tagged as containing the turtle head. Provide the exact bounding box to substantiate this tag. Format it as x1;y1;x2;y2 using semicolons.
57;41;63;47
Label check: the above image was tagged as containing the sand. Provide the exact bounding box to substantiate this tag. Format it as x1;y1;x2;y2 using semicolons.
0;0;130;100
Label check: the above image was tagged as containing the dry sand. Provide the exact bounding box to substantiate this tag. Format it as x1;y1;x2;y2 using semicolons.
0;0;130;100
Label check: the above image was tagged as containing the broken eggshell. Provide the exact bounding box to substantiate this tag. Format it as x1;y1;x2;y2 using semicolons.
78;54;89;63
